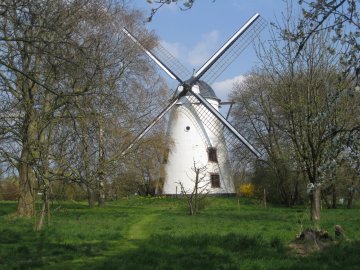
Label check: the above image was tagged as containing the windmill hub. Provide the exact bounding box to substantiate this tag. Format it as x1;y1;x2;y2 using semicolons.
192;84;200;94
176;85;184;95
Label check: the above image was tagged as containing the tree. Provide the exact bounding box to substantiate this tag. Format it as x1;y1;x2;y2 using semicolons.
113;127;169;197
45;7;168;205
230;5;359;221
0;0;108;217
145;0;210;21
230;73;304;207
293;0;359;86
292;0;360;212
177;162;210;215
0;0;168;219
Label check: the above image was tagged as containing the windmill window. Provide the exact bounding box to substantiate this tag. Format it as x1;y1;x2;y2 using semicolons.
185;126;190;131
207;147;218;163
210;173;220;188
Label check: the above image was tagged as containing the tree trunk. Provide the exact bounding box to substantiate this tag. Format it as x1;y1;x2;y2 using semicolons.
16;38;39;218
194;169;199;215
331;184;337;209
17;157;35;217
87;186;96;208
347;195;353;209
37;100;52;229
321;190;330;208
310;185;321;222
46;190;50;226
98;181;105;208
290;182;299;206
263;188;267;208
347;186;354;209
36;202;46;231
36;189;50;231
97;126;105;208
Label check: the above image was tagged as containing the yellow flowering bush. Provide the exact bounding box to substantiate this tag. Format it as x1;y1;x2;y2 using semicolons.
239;183;255;197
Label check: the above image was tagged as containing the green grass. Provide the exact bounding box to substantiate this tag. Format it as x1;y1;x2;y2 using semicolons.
0;197;359;269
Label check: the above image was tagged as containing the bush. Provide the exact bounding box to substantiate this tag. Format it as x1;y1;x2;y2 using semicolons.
0;179;20;200
251;163;306;206
239;183;255;197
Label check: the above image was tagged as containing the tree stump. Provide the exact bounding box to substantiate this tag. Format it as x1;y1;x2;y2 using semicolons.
335;225;343;238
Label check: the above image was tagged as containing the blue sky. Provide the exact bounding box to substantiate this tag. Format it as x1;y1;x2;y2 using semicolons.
130;1;289;101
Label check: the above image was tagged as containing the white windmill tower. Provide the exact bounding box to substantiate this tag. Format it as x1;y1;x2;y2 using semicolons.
122;13;266;195
163;80;234;194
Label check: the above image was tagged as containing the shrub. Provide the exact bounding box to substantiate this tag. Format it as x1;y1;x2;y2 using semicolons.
0;179;20;200
239;183;255;197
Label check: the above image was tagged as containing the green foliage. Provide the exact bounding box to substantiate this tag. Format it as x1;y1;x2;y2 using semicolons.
0;197;359;269
251;163;305;206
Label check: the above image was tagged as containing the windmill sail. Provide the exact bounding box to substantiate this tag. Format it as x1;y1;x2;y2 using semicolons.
123;28;188;83
193;13;266;85
149;42;192;83
120;96;180;155
121;14;266;158
188;88;262;158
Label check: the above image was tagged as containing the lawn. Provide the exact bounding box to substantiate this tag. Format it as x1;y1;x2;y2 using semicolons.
0;197;359;269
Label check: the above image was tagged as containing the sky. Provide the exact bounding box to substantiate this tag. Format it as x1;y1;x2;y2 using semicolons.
129;0;288;102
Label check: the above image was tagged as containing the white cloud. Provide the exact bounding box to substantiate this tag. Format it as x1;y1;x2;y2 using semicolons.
212;75;245;101
187;30;220;66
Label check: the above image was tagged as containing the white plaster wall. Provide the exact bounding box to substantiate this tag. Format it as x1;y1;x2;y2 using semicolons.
163;95;234;195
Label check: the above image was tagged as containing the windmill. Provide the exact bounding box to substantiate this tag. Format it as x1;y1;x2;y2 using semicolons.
122;13;266;195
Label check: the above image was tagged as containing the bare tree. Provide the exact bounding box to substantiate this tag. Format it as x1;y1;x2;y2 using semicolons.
293;0;359;83
231;73;304;206
0;0;169;220
177;162;210;215
231;5;359;221
0;0;109;217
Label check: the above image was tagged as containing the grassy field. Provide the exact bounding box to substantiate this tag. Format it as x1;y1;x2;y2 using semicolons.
0;197;359;269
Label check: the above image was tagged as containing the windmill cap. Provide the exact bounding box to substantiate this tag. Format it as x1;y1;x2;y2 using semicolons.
187;80;220;101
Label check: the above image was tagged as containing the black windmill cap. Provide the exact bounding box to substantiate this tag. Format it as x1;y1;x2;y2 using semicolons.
187;80;220;101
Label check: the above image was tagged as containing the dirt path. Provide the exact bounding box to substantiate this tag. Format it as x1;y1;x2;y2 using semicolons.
126;213;159;241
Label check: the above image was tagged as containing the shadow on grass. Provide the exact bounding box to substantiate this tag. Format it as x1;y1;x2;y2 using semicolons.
83;233;288;270
0;201;17;216
0;227;110;270
1;227;359;269
284;240;360;270
83;234;359;270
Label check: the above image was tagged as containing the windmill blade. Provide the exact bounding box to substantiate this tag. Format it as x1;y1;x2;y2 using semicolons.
150;41;193;83
192;13;267;85
123;28;191;83
120;96;180;156
187;89;262;158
